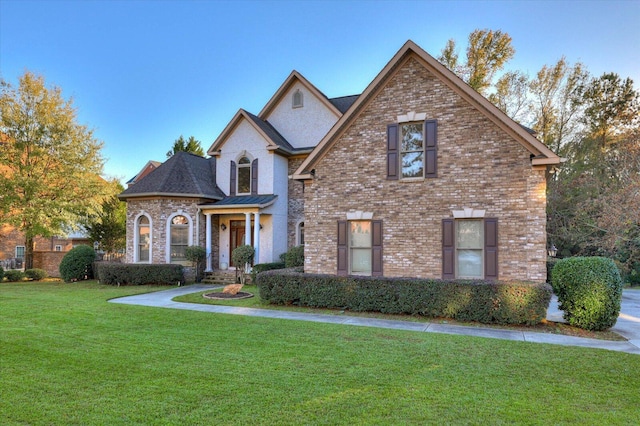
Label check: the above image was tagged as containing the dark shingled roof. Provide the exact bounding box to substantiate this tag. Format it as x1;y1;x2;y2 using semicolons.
118;151;225;200
242;110;297;152
329;95;359;114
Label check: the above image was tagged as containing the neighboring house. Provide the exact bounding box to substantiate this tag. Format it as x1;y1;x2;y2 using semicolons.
126;160;162;187
0;225;91;276
119;40;560;283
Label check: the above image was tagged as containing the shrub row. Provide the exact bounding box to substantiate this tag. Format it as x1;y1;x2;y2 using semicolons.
251;262;286;283
257;270;552;325
551;256;622;331
4;269;24;282
1;268;48;282
94;262;184;285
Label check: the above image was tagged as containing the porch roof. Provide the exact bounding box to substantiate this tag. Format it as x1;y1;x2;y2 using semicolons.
200;194;277;213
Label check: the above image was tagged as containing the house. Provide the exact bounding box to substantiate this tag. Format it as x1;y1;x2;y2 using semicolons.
0;225;91;276
119;40;560;283
293;41;560;282
118;71;358;270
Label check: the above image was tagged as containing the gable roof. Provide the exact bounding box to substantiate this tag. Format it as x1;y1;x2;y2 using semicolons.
293;40;561;179
258;70;344;119
118;151;225;201
207;109;313;157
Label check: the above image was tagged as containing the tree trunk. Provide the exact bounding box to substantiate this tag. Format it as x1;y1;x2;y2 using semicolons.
24;235;34;270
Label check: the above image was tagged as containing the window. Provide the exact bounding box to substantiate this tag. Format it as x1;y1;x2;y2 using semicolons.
237;157;251;194
292;89;303;108
170;215;189;262
350;221;372;275
442;218;498;280
456;220;483;278
15;246;25;259
137;215;150;262
337;220;382;277
298;222;305;246
54;245;62;252
401;122;424;178
387;120;437;180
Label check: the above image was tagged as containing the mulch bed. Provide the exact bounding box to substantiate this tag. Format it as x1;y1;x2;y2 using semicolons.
203;291;254;300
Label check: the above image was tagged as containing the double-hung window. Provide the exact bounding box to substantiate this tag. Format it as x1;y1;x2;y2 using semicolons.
170;215;189;262
337;220;383;277
442;218;498;280
137;216;150;262
230;156;258;196
387;119;437;180
237;157;251;195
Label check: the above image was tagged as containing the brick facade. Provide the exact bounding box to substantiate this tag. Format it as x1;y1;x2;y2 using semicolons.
125;198;219;268
303;56;548;282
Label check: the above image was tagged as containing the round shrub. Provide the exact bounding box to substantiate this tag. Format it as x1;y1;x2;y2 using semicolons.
551;256;623;331
284;245;304;268
59;245;97;282
0;266;4;282
25;268;48;281
5;270;25;282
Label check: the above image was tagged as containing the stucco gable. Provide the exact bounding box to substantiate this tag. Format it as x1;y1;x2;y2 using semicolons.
293;40;560;179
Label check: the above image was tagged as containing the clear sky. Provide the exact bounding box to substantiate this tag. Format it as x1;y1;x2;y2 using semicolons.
1;0;638;184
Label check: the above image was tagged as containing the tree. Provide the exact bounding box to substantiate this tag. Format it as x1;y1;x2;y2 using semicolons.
166;135;205;158
439;29;515;94
82;180;126;253
488;70;530;122
529;58;588;154
0;71;109;269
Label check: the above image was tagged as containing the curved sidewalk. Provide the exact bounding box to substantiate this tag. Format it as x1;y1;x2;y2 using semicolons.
110;285;640;355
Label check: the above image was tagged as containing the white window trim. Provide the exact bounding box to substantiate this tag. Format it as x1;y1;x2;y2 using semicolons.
54;245;63;252
165;211;193;264
397;111;428;180
455;219;484;279
235;152;254;195
15;246;25;259
296;220;305;246
133;212;152;263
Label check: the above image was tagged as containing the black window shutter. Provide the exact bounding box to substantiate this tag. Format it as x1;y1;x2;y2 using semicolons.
229;161;236;196
442;219;455;279
425;120;437;177
387;124;399;180
372;220;383;277
484;218;498;281
251;158;258;195
337;221;348;276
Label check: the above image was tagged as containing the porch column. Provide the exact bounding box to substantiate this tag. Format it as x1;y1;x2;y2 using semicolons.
253;212;260;264
244;213;252;246
205;213;213;272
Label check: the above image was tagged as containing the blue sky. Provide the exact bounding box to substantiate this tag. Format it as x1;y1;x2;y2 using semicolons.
1;0;638;184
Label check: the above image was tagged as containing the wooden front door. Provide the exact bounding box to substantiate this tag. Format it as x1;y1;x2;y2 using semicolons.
230;220;254;267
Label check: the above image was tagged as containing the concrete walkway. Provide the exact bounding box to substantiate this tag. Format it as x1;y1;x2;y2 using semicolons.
110;285;640;355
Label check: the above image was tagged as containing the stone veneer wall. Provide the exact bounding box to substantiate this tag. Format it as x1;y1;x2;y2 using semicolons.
303;56;548;283
287;156;306;248
125;197;219;268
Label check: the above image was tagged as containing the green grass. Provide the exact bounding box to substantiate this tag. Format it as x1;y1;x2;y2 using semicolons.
1;281;640;425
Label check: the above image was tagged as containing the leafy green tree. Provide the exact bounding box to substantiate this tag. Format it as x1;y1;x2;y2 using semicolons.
166;135;205;158
439;29;515;94
82;180;126;253
0;71;108;269
488;70;530;122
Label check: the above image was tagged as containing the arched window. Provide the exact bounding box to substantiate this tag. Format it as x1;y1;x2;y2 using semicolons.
298;221;305;246
292;89;303;108
237;156;251;194
137;215;150;262
170;215;189;262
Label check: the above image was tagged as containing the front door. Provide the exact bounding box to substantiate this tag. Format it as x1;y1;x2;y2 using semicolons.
230;220;254;267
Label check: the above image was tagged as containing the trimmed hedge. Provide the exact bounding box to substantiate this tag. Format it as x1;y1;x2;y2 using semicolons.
257;270;552;325
25;268;47;281
94;262;184;286
283;246;304;268
59;245;96;282
551;256;622;331
4;270;25;282
251;262;286;283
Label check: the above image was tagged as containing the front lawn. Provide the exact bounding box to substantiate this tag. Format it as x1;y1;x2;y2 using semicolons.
1;281;639;424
